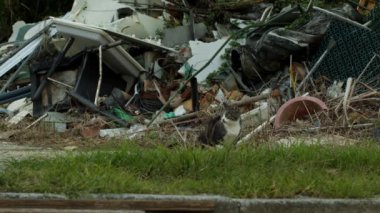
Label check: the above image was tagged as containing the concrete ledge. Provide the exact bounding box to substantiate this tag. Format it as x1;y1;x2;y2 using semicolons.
238;198;380;213
0;193;380;213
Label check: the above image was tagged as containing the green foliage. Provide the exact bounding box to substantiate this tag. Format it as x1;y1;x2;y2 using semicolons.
0;0;74;42
206;38;243;85
286;13;313;30
2;142;380;198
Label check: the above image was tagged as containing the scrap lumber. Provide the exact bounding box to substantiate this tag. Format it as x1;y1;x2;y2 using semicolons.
0;199;216;212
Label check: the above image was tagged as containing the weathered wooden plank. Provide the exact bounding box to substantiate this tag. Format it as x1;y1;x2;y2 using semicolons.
0;209;143;213
0;200;216;212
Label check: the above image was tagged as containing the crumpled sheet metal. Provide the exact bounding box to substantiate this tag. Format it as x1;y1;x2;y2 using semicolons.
53;18;145;82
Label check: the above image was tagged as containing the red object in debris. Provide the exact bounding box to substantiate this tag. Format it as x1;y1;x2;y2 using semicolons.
80;126;101;138
274;96;328;129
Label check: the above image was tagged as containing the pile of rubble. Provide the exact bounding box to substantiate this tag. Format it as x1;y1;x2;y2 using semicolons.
0;0;378;146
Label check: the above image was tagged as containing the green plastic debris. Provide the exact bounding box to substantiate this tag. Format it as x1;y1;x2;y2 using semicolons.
164;112;176;119
113;107;133;122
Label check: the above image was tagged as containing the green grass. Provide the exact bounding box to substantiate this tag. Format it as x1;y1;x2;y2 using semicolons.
1;142;380;198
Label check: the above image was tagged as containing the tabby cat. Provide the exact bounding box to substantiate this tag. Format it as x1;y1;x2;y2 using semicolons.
199;103;241;146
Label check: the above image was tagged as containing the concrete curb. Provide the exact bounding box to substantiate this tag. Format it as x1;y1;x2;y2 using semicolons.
237;198;380;213
0;193;380;213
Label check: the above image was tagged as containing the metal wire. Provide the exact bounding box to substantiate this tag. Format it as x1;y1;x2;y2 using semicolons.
312;19;380;89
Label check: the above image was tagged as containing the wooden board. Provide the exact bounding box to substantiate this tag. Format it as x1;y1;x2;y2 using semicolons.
0;199;216;212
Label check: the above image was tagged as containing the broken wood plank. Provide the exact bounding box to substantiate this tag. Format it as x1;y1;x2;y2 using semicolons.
0;209;142;213
231;93;269;107
0;199;216;212
157;112;199;125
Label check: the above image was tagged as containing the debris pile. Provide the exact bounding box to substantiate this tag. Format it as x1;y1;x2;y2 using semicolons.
0;0;379;146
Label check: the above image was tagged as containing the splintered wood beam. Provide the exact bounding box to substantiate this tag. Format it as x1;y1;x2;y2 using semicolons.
0;199;216;212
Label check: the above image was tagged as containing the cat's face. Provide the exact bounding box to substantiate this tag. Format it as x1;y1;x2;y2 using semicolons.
223;103;240;121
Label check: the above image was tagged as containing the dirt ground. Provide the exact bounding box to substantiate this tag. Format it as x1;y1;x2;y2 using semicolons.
0;141;65;170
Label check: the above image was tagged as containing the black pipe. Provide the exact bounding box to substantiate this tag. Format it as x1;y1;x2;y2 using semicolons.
68;91;129;127
32;37;75;100
190;77;199;112
0;86;31;104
